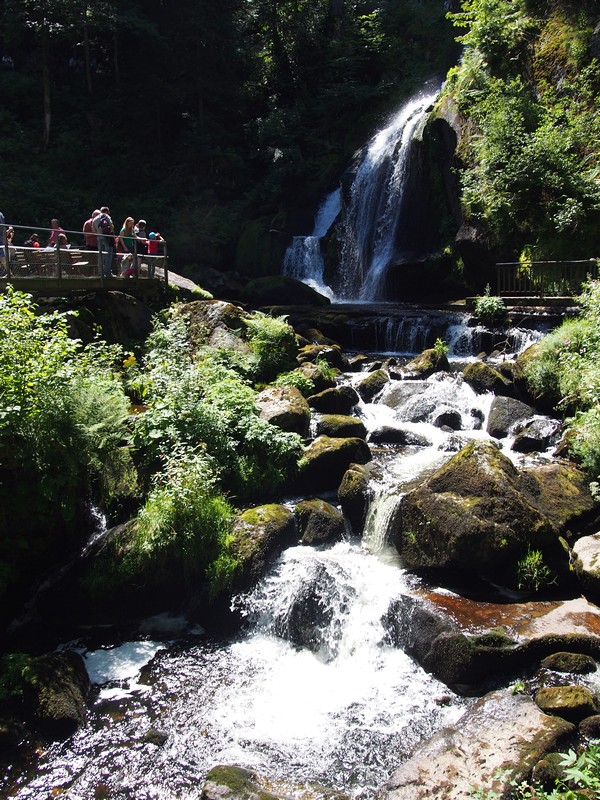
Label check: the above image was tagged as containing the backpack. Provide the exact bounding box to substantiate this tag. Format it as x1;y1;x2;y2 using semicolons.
97;213;113;235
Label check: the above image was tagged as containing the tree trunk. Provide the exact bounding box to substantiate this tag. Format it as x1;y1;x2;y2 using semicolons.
42;18;51;151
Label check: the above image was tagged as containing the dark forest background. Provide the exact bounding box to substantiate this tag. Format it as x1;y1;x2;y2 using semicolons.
0;0;459;276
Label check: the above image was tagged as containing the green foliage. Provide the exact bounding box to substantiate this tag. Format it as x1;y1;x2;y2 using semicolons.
473;285;508;323
132;311;303;500
477;743;600;799
433;338;450;357
0;653;36;701
516;547;555;592
244;313;298;382
447;1;600;257
273;369;315;397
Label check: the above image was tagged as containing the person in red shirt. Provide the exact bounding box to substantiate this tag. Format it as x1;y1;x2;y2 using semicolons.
83;210;100;250
47;218;66;246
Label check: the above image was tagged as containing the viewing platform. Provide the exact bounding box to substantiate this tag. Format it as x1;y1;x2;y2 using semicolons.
1;223;168;297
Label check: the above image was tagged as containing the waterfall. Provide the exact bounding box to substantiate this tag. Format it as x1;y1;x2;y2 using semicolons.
337;91;438;302
282;189;341;300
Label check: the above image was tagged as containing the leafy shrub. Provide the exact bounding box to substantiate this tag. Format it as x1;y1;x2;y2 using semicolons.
473;284;508;323
244;313;298;382
273;369;315;397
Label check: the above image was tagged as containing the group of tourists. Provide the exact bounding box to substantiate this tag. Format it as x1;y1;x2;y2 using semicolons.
82;208;165;278
0;207;165;279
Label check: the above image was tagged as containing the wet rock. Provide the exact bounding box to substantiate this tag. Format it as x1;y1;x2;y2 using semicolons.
402;348;449;379
295;499;346;546
231;505;299;589
369;426;431;447
338;463;373;534
579;714;600;739
572;533;600;599
390;441;595;587
255;386;310;437
530;752;566;791
487;396;535;439
462;360;513;396
26;651;90;739
355;369;389;402
315;414;367;440
299;436;371;493
202;765;281;800
0;717;27;751
540;652;597;674
379;380;430;412
297;344;347;371
512;418;562;454
141;727;169;746
300;327;339;346
241;275;331;307
535;685;598;724
378;689;575;800
297;361;337;393
73;291;154;344
432;409;462;431
383;591;600;690
308;385;360;414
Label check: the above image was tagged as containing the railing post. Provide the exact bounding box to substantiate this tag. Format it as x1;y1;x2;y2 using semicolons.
5;240;11;279
57;240;62;283
163;241;168;285
134;238;139;279
98;239;104;287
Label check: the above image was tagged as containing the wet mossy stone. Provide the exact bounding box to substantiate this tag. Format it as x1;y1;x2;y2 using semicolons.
369;426;431;447
390;441;595;587
579;713;600;739
297;344;347;371
487;396;535;439
295;499;346;546
403;348;450;379
299;436;371;493
231;504;298;590
201;765;281;800
176;299;253;353
308;385;360;414
338;463;372;534
512;418;562;454
531;752;566;791
541;652;597;674
315;414;367;440
296;361;337;393
572;533;600;599
535;685;598;724
462;360;513;396
255;385;310;437
355;369;389;402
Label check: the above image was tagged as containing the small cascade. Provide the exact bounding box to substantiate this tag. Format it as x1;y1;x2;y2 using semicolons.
282;189;341;299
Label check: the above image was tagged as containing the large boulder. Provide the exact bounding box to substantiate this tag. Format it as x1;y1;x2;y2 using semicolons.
308;385;360;414
338;463;373;534
231;505;299;590
512;418;562;454
572;532;600;599
355;369;389;402
201;765;348;800
297;344;348;371
487;396;535;439
535;685;598;724
315;414;367;440
241;275;331;307
402;348;449;379
255;386;311;437
378;690;574;800
390;441;596;588
176;299;253;354
69;291;154;344
462;360;513;396
295;499;346;546
299;436;371;493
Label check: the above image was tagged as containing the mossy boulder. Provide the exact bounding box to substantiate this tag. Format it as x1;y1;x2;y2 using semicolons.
462;360;513;396
338;463;373;534
512;418;562;454
535;685;598;724
315;414;367;439
579;714;600;739
368;426;431;447
355;369;389;402
255;386;311;437
202;765;282;800
0;651;90;740
389;441;596;588
297;344;347;371
296;361;337;393
295;499;346;546
540;652;597;674
487;396;535;439
231;504;299;589
299;436;371;493
176;299;252;354
308;385;360;414
402;348;449;379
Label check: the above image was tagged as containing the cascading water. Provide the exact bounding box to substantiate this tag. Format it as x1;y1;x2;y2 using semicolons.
282;189;342;300
337;91;439;301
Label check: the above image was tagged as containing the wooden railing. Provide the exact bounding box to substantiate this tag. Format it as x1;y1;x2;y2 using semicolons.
496;259;598;299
